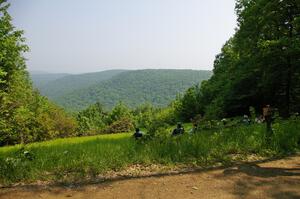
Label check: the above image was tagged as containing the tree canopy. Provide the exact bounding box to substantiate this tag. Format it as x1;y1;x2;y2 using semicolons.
0;0;77;145
178;0;300;119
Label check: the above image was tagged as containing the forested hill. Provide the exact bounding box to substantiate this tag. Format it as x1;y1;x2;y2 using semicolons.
30;71;69;87
31;70;126;100
32;69;212;111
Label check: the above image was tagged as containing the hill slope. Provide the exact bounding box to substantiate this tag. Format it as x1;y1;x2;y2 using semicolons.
51;69;212;110
30;72;70;88
33;70;126;99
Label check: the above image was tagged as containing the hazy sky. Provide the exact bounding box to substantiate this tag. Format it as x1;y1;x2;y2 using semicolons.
9;0;237;74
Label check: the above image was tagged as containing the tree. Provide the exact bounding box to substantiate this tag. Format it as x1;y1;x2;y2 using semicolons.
191;0;300;119
234;0;300;117
175;84;204;121
0;1;77;145
76;102;107;134
108;102;132;124
0;0;31;144
132;103;156;128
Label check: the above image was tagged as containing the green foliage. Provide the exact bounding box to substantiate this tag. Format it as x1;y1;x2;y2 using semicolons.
174;84;203;122
0;1;77;146
132;103;156;128
33;69;211;111
182;0;300;119
271;119;300;152
204;99;224;120
76;102;136;135
146;104;179;137
108;102;132;124
249;106;256;121
35;99;78;139
76;102;107;135
103;117;134;134
31;70;125;99
0;68;6;84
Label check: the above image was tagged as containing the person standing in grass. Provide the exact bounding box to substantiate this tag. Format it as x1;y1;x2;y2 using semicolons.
172;123;185;136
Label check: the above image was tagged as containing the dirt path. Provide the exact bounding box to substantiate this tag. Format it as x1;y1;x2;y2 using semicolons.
1;155;300;199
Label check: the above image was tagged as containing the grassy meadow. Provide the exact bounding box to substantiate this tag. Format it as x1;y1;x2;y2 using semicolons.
0;118;299;186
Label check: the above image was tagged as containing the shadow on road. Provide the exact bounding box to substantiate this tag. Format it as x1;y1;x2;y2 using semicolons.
1;154;300;199
222;160;300;199
223;163;300;178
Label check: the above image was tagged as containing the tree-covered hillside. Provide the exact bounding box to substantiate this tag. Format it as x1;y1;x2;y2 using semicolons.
43;69;212;111
30;72;69;87
32;70;126;100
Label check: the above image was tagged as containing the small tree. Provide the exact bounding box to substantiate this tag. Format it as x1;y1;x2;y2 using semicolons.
108;102;132;124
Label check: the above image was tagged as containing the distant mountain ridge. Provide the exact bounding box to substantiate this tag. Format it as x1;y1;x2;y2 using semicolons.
30;72;70;87
31;70;126;99
30;69;212;111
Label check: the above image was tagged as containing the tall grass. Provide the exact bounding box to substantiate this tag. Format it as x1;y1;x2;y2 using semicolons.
0;119;299;185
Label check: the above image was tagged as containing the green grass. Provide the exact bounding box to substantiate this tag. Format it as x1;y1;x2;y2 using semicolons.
0;119;299;186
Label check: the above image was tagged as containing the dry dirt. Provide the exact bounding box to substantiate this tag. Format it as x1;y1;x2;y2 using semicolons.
1;155;300;199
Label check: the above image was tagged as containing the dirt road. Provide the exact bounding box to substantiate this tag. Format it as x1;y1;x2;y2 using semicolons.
1;155;300;199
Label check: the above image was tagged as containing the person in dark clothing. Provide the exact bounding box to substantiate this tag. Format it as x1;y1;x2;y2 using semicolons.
133;128;143;139
172;123;185;136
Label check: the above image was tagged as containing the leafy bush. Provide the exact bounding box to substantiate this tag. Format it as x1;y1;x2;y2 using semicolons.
76;102;107;135
0;148;35;184
146;105;179;137
132;103;156;129
107;102;133;124
102;117;134;134
271;119;300;152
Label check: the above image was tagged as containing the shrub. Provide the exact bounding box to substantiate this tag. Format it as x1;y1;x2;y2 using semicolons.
271;119;300;152
102;117;134;134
